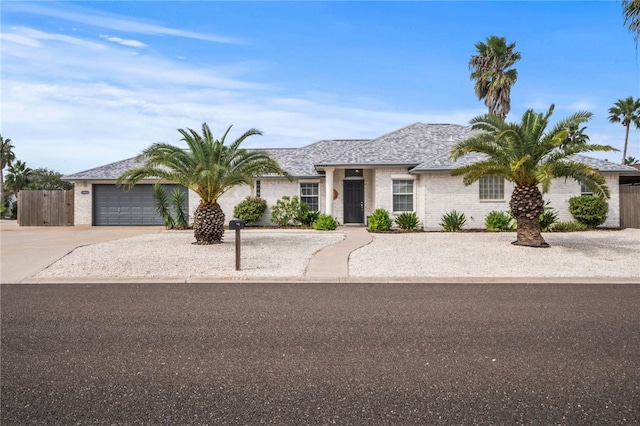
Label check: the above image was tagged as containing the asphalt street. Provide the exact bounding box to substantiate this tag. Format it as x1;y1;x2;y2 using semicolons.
2;283;639;425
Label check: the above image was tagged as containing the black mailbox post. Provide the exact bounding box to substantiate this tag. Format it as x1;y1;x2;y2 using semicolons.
229;219;245;270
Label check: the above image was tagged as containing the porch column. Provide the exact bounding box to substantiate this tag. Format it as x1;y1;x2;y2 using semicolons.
325;167;335;216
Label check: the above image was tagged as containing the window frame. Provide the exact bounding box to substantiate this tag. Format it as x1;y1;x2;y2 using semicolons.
579;180;593;196
300;182;320;212
479;175;505;201
392;179;414;212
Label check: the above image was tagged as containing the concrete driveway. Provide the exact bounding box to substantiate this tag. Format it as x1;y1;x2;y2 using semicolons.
0;220;163;283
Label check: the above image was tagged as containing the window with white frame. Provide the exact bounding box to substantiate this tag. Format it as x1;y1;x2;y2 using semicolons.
393;180;413;211
300;183;319;211
579;180;592;195
479;175;504;200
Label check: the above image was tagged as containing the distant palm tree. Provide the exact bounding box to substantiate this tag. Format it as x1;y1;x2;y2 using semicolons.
1;135;16;205
117;123;288;245
4;160;33;198
608;96;640;163
624;156;639;165
622;0;640;41
450;105;616;247
469;36;521;120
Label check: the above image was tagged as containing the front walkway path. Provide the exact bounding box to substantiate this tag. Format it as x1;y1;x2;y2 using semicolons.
304;226;372;279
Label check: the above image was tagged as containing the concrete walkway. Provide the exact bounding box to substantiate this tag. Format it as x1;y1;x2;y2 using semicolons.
304;226;372;278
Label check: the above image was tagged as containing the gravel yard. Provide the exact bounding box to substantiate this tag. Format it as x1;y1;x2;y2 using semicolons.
33;230;344;280
31;228;640;280
350;229;640;278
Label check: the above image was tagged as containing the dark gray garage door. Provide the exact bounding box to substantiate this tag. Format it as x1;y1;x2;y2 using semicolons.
93;184;188;226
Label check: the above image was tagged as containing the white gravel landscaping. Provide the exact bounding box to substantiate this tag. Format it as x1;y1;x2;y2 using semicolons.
32;228;640;280
349;229;640;278
33;230;344;280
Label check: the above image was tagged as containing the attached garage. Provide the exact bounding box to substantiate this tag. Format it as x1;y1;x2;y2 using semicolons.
93;184;188;226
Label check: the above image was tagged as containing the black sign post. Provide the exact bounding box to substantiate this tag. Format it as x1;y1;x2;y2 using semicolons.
228;219;245;271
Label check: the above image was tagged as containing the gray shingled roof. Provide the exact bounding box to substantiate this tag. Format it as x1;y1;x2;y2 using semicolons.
64;156;146;180
64;123;636;180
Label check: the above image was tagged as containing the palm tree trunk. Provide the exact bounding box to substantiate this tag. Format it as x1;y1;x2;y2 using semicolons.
623;123;630;163
509;185;548;247
193;201;225;245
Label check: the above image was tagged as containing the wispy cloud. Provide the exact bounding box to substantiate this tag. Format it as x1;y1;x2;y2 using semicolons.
100;35;148;48
3;2;244;44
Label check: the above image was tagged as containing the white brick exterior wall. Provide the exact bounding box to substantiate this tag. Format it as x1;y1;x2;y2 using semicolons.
73;181;93;225
74;171;622;228
216;178;305;226
419;172;622;229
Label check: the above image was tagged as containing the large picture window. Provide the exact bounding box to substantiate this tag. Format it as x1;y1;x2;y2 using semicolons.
479;175;504;200
393;180;413;212
300;183;319;211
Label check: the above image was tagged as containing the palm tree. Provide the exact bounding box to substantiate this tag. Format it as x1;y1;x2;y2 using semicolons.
450;105;617;247
622;0;640;41
1;135;16;205
608;96;640;163
624;156;639;165
469;36;521;120
117;123;288;245
4;160;33;198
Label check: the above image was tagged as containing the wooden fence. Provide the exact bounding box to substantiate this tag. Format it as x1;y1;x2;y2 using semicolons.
620;185;640;229
17;190;74;226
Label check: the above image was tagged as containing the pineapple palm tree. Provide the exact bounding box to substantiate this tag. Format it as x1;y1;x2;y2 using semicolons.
608;96;640;163
450;105;617;247
469;36;521;120
117;123;288;245
1;135;16;205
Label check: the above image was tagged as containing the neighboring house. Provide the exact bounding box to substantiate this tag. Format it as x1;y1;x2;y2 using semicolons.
64;123;636;228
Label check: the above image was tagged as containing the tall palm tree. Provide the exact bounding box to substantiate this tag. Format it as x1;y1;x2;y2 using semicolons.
4;160;33;198
469;35;521;120
622;0;640;41
1;135;16;205
608;96;640;163
450;105;616;247
117;123;288;245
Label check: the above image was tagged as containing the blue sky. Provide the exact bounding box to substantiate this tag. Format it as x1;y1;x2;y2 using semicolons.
1;1;639;175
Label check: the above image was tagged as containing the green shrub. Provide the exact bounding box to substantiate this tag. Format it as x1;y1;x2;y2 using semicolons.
313;214;338;230
368;208;393;231
395;211;421;230
440;210;466;232
539;201;560;231
568;195;608;228
270;196;311;227
551;221;588;232
233;196;267;225
485;210;515;231
299;210;320;227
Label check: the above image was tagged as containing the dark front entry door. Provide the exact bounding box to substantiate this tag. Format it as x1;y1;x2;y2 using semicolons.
343;180;364;223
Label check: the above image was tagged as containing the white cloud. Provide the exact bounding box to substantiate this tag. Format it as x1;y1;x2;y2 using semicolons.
4;2;243;44
100;35;148;48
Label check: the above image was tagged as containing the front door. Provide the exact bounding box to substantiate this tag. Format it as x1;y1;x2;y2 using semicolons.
343;180;364;223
